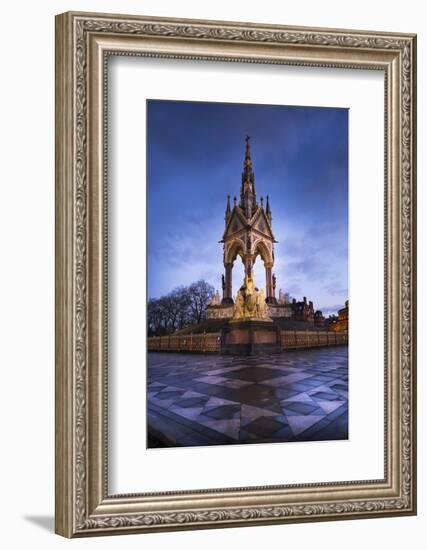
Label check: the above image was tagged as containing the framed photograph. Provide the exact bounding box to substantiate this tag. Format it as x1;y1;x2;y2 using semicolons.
55;11;417;537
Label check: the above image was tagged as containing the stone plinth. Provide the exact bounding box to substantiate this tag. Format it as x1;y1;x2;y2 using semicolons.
220;319;281;355
206;303;233;320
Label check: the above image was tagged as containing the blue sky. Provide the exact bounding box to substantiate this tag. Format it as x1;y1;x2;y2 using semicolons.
147;100;348;316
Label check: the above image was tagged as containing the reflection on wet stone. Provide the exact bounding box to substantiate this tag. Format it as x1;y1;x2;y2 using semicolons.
148;347;348;448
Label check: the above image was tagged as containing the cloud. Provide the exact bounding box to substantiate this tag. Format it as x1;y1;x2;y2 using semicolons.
147;100;348;313
322;304;346;317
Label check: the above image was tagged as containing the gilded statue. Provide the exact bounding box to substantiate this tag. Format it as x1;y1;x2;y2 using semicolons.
232;274;271;321
234;290;245;319
256;288;268;319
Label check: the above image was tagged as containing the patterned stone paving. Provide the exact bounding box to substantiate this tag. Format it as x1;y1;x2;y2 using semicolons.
147;347;348;448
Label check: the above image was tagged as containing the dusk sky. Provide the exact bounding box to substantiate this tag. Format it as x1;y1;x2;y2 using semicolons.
147;100;348;316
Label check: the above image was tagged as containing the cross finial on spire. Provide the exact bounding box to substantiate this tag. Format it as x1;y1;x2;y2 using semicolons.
240;136;257;217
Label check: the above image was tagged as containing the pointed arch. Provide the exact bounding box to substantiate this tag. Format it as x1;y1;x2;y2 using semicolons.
253;239;273;266
224;238;245;265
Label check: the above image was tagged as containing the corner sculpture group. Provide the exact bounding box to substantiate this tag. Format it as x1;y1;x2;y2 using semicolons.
233;274;269;321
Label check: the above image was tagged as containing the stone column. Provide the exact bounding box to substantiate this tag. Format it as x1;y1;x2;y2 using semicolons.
265;264;277;304
222;263;234;304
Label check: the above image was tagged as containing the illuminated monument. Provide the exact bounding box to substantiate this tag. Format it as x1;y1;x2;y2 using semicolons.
206;137;291;354
207;136;291;328
221;135;278;305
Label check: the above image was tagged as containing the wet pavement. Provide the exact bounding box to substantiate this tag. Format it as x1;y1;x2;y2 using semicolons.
147;347;348;448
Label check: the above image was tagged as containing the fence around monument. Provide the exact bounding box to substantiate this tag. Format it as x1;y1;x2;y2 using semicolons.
280;330;348;349
147;333;221;353
147;330;348;353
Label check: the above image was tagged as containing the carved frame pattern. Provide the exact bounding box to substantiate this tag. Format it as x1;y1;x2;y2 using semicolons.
55;11;416;537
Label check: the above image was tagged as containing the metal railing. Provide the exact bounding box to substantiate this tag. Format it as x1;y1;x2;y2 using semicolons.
147;332;221;353
280;330;348;350
147;329;348;353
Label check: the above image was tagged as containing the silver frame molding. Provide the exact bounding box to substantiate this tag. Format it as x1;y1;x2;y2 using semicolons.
55;11;417;538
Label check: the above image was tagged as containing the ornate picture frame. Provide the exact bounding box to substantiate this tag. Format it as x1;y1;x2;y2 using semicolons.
55;11;417;537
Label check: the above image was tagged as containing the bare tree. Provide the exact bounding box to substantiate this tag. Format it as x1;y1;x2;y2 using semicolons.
147;298;167;336
162;287;191;332
148;280;214;336
187;280;215;324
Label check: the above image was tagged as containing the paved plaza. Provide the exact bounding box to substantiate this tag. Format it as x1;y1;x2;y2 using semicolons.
147;347;348;448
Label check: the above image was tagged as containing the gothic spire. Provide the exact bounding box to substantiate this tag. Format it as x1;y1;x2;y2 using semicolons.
266;194;272;223
242;135;254;184
225;194;231;223
240;136;257;218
